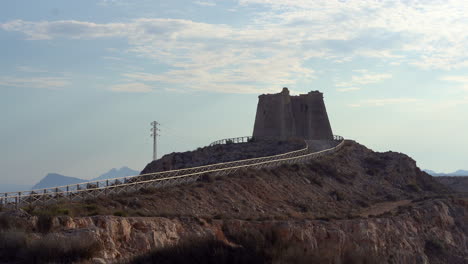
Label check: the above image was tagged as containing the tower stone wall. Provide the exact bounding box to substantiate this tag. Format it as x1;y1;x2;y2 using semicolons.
253;88;333;140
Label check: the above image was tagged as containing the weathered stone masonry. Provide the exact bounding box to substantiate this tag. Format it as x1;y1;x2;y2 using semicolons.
253;88;333;140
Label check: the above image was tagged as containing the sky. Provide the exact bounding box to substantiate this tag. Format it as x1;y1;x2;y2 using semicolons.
1;0;468;186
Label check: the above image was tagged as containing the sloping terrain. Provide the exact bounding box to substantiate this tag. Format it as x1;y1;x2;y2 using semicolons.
436;176;468;193
37;140;444;220
1;140;466;264
141;138;305;174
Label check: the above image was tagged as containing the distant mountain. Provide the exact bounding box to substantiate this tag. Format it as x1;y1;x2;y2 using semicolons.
0;184;32;193
31;173;87;190
28;167;140;190
424;169;468;176
451;170;468;176
91;167;139;181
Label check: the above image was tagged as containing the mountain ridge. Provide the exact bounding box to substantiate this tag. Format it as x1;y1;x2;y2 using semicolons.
30;167;139;190
31;173;86;190
424;169;468;176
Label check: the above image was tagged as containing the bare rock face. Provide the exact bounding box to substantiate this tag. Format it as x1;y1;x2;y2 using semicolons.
10;197;467;263
50;216;186;259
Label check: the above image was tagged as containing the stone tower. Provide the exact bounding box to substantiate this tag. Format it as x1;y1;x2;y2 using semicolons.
252;88;333;140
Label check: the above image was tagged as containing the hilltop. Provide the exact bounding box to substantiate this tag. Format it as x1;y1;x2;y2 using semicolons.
141;138;306;174
43;140;446;220
30;167;139;190
1;140;466;263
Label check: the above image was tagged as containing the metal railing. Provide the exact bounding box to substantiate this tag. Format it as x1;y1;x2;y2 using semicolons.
0;136;345;207
209;136;253;146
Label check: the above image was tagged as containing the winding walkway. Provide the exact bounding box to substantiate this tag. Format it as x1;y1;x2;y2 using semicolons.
1;136;345;207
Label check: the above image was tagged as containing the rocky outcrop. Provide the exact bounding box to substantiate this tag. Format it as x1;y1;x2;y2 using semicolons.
3;197;467;263
1;141;464;263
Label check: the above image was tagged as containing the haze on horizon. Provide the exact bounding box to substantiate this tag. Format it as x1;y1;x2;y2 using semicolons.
1;0;467;185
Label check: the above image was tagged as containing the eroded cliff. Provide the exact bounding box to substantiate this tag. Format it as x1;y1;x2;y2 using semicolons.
1;141;466;263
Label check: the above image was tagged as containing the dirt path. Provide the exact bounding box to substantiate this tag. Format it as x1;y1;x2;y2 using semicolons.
359;200;411;217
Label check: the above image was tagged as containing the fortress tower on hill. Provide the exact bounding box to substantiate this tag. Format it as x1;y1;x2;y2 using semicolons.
253;88;333;140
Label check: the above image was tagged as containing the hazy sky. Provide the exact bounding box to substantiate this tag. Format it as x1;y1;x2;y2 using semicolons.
1;0;467;185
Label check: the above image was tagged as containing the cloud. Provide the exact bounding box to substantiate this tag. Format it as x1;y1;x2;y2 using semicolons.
367;98;421;106
122;51;315;94
440;76;468;90
351;98;422;107
1;0;468;93
0;76;70;89
194;1;216;7
337;87;360;92
16;66;48;73
336;72;392;88
238;0;468;70
109;82;153;92
102;56;124;61
0;19;129;40
98;0;132;7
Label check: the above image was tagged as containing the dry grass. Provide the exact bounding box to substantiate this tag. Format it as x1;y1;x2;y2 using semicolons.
0;231;100;263
126;227;380;264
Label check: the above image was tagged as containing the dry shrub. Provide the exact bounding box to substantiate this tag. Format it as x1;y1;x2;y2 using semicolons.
0;213;15;231
0;231;101;263
128;237;263;264
25;234;101;263
37;214;54;234
126;227;383;264
199;173;216;183
114;210;128;217
139;187;157;195
0;231;28;260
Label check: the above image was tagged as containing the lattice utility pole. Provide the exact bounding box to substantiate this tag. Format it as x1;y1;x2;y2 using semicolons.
151;121;160;160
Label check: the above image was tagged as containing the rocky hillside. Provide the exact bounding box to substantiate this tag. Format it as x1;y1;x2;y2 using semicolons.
436;176;468;193
1;140;466;263
141;138;305;174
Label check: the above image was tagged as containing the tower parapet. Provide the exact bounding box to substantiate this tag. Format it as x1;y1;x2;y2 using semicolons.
253;88;333;140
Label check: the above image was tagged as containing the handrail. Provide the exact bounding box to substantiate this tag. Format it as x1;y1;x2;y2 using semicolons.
209;136;253;146
1;139;309;195
0;136;345;206
18;139;345;198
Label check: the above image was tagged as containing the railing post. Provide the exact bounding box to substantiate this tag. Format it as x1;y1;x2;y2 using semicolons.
1;136;343;207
